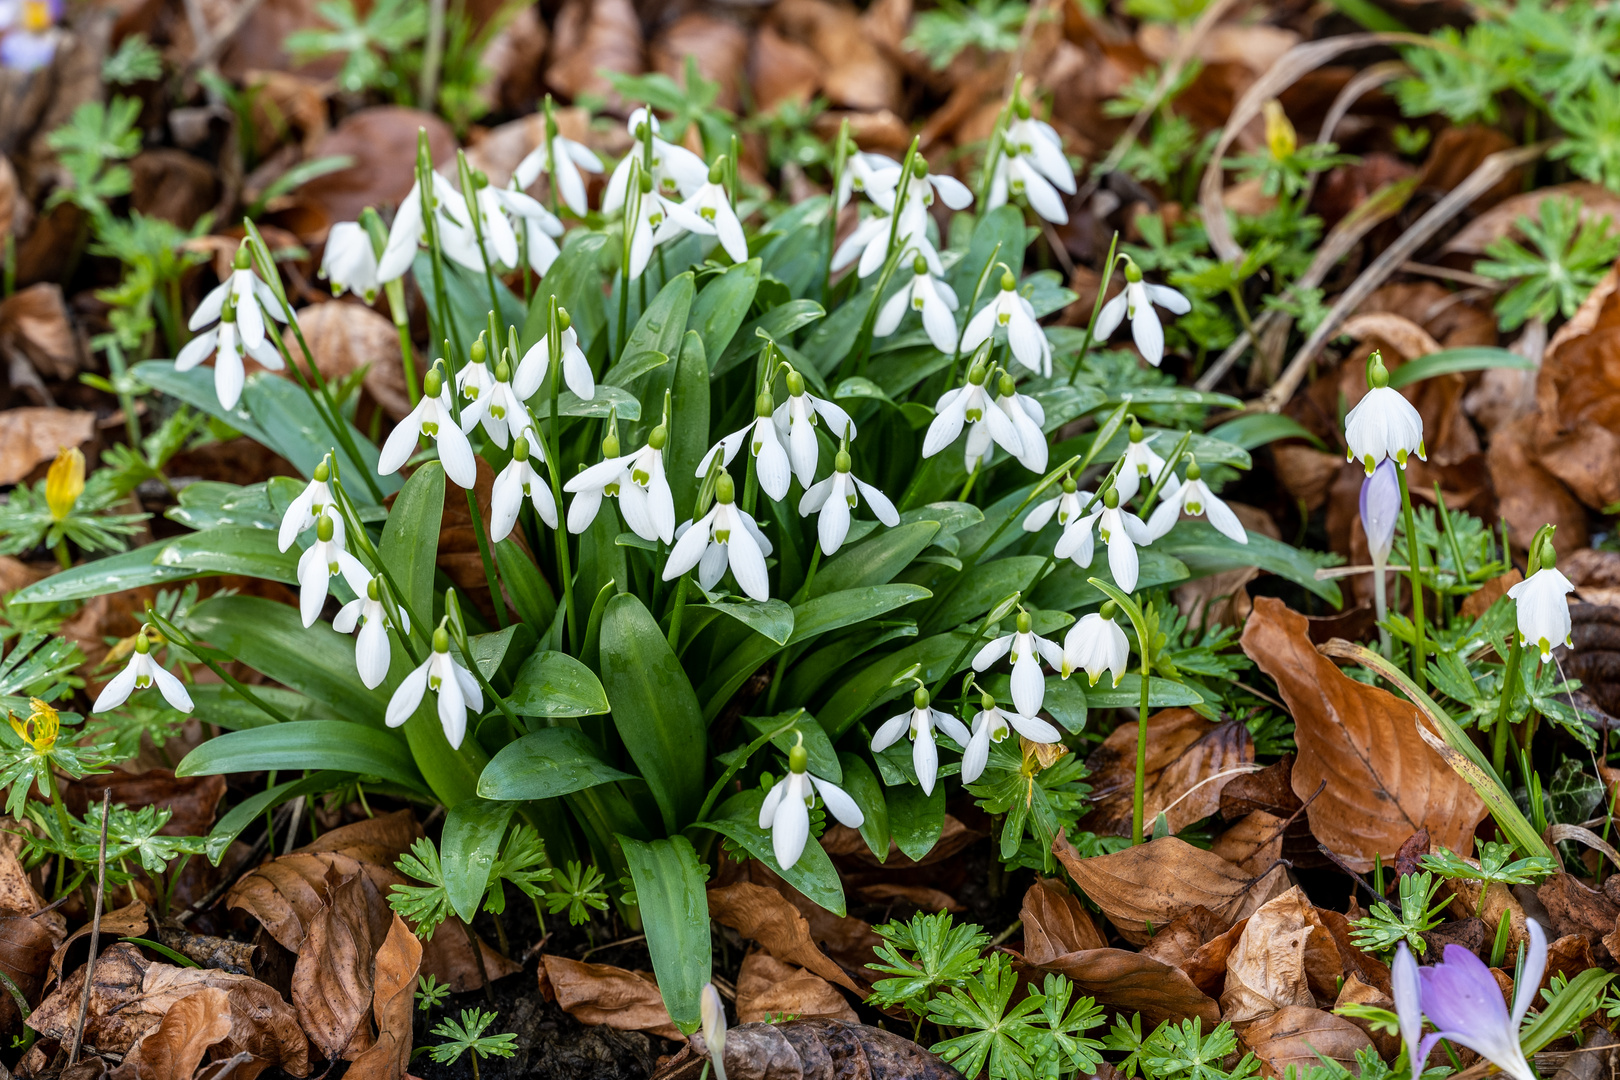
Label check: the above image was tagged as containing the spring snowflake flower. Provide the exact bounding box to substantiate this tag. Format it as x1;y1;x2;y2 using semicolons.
379;366;478;488
386;625;483;750
961;271;1051;376
972;610;1064;717
773;369;856;489
1146;459;1247;543
175;294;284;411
1063;606;1130;687
875;254;960;353
799;447;899;555
297;510;369;627
869;686;972;797
320;221;381;303
491;433;559;540
864;158;973;216
278;459;334;552
987;109;1076;225
697;392;791;502
1507;551;1575;662
602;108;708;214
515;129;603;218
515;311;595;402
334;575;408;689
1114;421;1179;505
92;626;193;714
1093;260;1190;367
1345;353;1426;475
660;157;748;264
1361;459;1400;566
189;245;288;357
661;472;773;602
923;364;1024;470
1023;477;1091;534
961;693;1061;784
1054;487;1153;592
565;425;676;544
759;738;865;869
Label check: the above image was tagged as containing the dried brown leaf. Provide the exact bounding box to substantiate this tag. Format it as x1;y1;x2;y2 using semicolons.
1139;906;1229;970
344;914;421;1080
1240;597;1488;871
660;1017;966;1080
1445;183;1620;256
1335;973;1398;1057
1020;878;1106;965
540;955;680;1040
292;868;377;1061
1037;949;1221;1026
295;301;411;420
1210;812;1287;876
0;914;57;1031
547;0;643;105
735;951;857;1025
1081;709;1254;837
1340;312;1442;360
1241;1006;1373;1077
0;283;79;379
296;108;456;229
1533;262;1620;511
122;986;234;1080
707;882;858;993
0;407;93;485
1219;886;1341;1024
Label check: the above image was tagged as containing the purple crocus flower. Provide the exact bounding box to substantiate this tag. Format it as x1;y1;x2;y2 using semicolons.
1392;943;1425;1069
1402;918;1546;1080
1360;458;1401;566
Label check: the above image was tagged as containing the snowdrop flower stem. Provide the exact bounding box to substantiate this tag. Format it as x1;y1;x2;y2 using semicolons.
441;590;525;730
357;207;420;407
1136;428;1191;519
977;74;1024;210
1088;577;1155;844
1068;233;1121;388
455;150;506;326
823;118;852;298
1395;454;1427;694
543;299;580;651
847;136;923;379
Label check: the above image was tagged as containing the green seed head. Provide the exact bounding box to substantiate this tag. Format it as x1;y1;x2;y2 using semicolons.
787;741;809;774
317;513;335;542
513;436;531;463
423;367;443;399
913;686;930;710
1001;269;1016;292
1016;610;1032;634
708;156;727;185
367;577;382;601
433;626;451;653
755;392;774;418
835;449;851;473
1103;487;1119;509
785;369;805;397
648;425;668;451
716;472;736;504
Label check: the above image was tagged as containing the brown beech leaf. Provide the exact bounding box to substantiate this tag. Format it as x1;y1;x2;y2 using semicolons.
769;0;902;113
1240;597;1488;871
1036;949;1221;1026
0;407;93;485
540;955;680;1040
0;915;57;1031
1540;875;1619;962
654;1017;965;1080
122;986;234;1080
0;283;80;378
1140;906;1230;970
1020;878;1106;965
1219;886;1341;1024
1532;263;1620;512
1081;709;1255;837
296;108;456;228
295;302;411;421
1444;183;1620;257
1241;1006;1373;1076
708;882;859;993
735;951;857;1024
292;867;378;1061
345;914;421;1080
547;0;643;105
1053;831;1287;945
1340;312;1442;360
1210;812;1287;876
49;901;152;988
855;884;963;913
1335;974;1399;1057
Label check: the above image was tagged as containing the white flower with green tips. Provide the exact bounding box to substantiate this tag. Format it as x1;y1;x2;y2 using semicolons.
297;510;369;628
564;423;675;544
278;459;334;553
515;308;595;402
319;221;381;302
662;472;774;602
334;574;408;689
386;624;482;750
870;686;972;796
773;368;856;489
491;432;558;541
1054;486;1153;592
924;363;1024;470
972;609;1064;717
1023;477;1091;534
92;626;193;714
1147;459;1247;543
662;156;748;264
1114;420;1179;505
1345;352;1426;475
759;736;865;869
798;446;899;555
1094;259;1189;367
697;392;792;503
875;253;960;354
961;270;1051;376
1508;539;1575;663
175;292;285;411
1062;606;1130;687
378;365;477;488
961;693;1061;784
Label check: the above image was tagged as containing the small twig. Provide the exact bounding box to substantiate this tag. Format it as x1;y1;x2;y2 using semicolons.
579;934;646;961
989;918;1023;948
283;796;306;854
462;919;495;1004
68;789;111;1066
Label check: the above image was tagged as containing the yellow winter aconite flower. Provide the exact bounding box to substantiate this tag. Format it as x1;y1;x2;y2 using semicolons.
45;447;84;521
8;698;59;751
1264;99;1297;161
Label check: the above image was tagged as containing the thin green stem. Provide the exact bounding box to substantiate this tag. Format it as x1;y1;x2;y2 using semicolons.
1396;466;1426;692
544;299;578;651
386;280;419;408
1068;233;1120;386
692;718;800;824
1134;648;1150;844
1492;636;1523;779
146;609;297;724
466;489;508;629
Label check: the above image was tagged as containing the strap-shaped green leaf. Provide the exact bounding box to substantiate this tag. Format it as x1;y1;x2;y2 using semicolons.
617;835;711;1034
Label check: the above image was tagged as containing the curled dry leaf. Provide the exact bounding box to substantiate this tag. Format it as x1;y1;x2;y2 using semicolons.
343;914;422;1080
1240;597;1488;871
296;108;456;229
1218;886;1341;1025
1020;878;1106;965
1052;830;1287;945
1081;709;1254;837
540;955;680;1041
292;867;378;1061
1210;811;1287;876
1240;1006;1373;1076
1444;182;1620;257
120;985;234;1080
0;282;80;379
655;1017;966;1080
1034;948;1222;1026
735;951;858;1025
0;406;93;486
708;881;860;993
1340;312;1442;361
1532;262;1620;511
1139;906;1229;971
547;0;643;105
295;301;411;421
1335;973;1398;1057
1535;875;1613;961
49;901;152;988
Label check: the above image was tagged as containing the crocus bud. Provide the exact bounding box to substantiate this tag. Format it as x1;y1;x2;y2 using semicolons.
700;984;727;1080
1360;459;1400;565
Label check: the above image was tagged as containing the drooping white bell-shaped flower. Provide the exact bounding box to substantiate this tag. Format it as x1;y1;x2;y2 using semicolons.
874;254;960;354
483;181;565;275
971;609;1064;717
1093;260;1190;367
869;686;972;797
175;293;285;411
601;108;709;214
278;458;334;553
491;433;559;541
830;205;943;279
986;107;1076;225
697;392;792;502
772;368;856;489
385;624;483;750
993;375;1048;474
1063;606;1130;687
961;271;1052;376
923;363;1024;468
759;737;865;869
297;510;370;628
1146;459;1247;543
798;447;899;555
319;221;382;303
515;128;603;218
1053;487;1154;592
1344;352;1426;475
460;352;533;451
1114;420;1179;505
92;626;194;714
378;365;478;488
659;157;748;264
1507;542;1575;662
334;574;409;689
564;424;676;544
1023;477;1092;534
661;472;774;601
864;157;973;216
623;167;689;281
189;244;289;353
960;692;1061;784
835;151;901;209
377;171;479;283
515;309;595;402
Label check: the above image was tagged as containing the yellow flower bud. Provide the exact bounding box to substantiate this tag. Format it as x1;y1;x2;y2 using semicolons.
1264;100;1297;161
45;447;85;521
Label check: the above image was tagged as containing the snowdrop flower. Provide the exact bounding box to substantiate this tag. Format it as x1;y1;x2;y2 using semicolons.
602;109;708;214
869;686;972;797
378;365;478;488
661;472;773;602
660;157;748;264
377;171;478;282
700;983;728;1080
460;355;532;450
1054;487;1154;592
1409;918;1547;1080
1345;352;1426;474
1023;477;1091;534
386;624;483;750
566;423;676;544
799;446;899;555
1508;541;1575;662
960;271;1051;376
875;254;960;353
278;458;334;552
836;150;901;209
1147;460;1246;543
972;609;1063;717
1063;606;1130;687
961;692;1061;784
515;309;595;402
773;368;856;489
1093;259;1190;367
190;245;287;354
174;294;284;411
454;340;495;415
831;208;943;279
320;221;381;303
865;157;973;216
697;392;791;502
993;374;1048;473
922;364;1023;470
334;575;408;690
514;126;603;217
491;433;559;541
297;511;370;628
1392;943;1425;1071
1114;421;1179;505
92;626;193;714
986;107;1076;225
624;168;687;281
495;182;566;276
759;737;865;869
